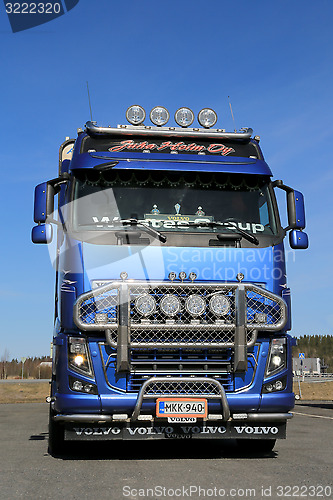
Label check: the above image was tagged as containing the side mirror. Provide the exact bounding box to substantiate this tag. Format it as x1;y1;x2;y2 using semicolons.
34;182;55;223
31;224;53;244
289;230;308;249
286;190;305;230
273;180;306;230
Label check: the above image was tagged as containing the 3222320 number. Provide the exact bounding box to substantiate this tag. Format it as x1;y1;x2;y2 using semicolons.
5;3;62;14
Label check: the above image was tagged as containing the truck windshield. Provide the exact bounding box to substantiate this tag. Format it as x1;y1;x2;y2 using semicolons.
72;169;277;237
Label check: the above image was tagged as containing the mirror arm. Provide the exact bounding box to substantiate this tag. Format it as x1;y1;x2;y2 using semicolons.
272;179;296;231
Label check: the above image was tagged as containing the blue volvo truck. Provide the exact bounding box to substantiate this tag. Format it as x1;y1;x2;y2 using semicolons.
32;106;308;455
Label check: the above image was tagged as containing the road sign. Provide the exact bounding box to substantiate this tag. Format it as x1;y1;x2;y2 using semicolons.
299;353;305;359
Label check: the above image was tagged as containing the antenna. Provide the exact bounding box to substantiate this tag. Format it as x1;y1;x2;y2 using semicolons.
228;96;236;132
86;81;93;121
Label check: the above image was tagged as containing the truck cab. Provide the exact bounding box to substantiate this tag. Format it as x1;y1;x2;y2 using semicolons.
32;106;308;454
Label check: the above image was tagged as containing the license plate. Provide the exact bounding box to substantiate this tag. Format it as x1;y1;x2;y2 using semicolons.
156;398;207;418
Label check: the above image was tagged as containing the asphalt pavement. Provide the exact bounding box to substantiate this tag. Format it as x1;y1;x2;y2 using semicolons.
0;402;332;500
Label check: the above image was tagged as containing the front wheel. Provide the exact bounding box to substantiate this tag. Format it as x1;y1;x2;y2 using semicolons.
48;407;65;456
237;439;276;454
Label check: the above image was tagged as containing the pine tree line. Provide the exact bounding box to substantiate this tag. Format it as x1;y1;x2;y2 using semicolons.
292;335;333;372
0;356;52;379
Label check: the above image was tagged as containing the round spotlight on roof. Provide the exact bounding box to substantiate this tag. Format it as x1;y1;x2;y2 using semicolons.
198;108;218;128
150;106;170;126
174;107;194;128
126;105;146;125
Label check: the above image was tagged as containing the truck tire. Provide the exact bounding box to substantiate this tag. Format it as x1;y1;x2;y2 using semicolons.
237;439;276;454
48;407;65;456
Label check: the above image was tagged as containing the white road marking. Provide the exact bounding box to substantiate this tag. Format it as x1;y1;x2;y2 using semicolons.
293;411;333;420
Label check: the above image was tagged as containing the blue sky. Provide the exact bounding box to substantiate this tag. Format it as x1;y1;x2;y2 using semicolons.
0;0;332;359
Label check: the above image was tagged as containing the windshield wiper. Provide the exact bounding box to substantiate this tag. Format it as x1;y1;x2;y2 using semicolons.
188;220;259;245
112;218;167;243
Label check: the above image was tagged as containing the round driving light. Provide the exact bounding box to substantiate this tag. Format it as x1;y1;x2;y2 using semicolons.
198;108;218;128
189;272;197;282
120;271;128;280
185;295;206;316
175;107;194;127
150;106;170;126
126;105;146;125
265;383;273;392
275;380;283;391
160;295;181;316
209;294;230;316
135;294;156;316
179;271;187;281
168;272;177;281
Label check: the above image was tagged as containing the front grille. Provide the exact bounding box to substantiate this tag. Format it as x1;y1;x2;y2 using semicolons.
134;379;223;397
127;349;233;393
127;373;233;394
74;281;287;349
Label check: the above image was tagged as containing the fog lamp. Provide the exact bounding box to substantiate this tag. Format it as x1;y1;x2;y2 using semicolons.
72;380;83;391
275;380;284;390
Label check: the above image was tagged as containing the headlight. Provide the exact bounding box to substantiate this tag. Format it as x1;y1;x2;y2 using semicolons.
160;295;181;316
209;294;230;316
135;294;156;316
185;295;206;316
265;338;287;377
68;337;93;377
